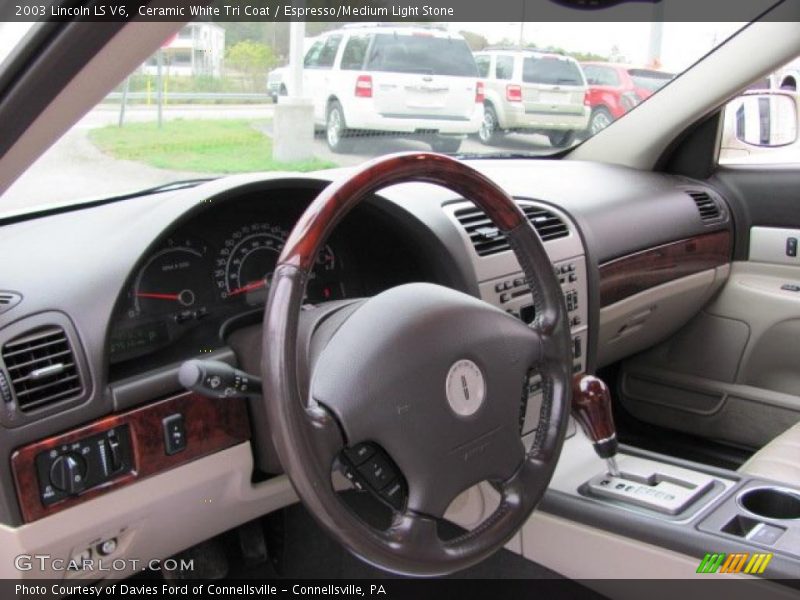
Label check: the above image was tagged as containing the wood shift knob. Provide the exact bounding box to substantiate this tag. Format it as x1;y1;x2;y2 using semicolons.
571;374;618;459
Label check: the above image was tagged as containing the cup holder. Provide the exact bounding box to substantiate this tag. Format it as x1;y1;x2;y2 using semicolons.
738;487;800;520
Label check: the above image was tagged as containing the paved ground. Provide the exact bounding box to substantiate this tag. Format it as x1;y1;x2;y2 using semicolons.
1;104;276;214
1;102;558;215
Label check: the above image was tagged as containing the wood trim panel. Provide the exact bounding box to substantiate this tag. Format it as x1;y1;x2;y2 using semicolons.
599;230;732;308
11;392;250;523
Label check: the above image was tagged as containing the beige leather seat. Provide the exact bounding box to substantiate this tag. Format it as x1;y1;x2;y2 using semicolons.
739;421;800;486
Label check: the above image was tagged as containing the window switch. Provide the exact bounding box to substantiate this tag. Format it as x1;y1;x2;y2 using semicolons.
787;237;798;258
162;414;186;455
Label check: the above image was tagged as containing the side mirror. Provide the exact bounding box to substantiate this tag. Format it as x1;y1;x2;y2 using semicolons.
731;92;798;147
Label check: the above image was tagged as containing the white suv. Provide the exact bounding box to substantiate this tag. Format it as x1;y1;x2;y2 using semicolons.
473;49;589;147
272;25;484;153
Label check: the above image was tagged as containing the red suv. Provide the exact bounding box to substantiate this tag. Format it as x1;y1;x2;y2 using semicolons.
581;62;673;134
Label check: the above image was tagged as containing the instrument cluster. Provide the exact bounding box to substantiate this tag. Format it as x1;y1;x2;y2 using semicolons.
108;195;353;369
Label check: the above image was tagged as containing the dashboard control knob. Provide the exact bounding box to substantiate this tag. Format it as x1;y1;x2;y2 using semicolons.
49;453;87;495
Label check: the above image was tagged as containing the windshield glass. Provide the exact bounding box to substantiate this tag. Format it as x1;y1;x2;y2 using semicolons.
1;20;746;216
582;65;621;86
523;56;584;86
367;33;477;76
628;68;675;91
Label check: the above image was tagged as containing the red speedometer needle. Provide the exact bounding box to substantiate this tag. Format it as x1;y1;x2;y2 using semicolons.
135;292;181;301
228;280;267;297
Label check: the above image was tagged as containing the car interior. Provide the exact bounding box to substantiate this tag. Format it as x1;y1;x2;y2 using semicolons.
1;3;800;598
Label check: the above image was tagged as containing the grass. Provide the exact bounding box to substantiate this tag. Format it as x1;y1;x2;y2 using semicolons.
88;119;335;174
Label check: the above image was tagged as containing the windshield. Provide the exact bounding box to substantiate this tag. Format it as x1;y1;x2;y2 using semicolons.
628;68;675;92
1;20;746;217
522;56;584;86
582;65;621;87
367;33;477;76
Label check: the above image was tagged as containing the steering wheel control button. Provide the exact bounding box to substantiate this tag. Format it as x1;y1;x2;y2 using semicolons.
339;444;407;510
163;413;187;455
359;455;395;489
344;442;376;466
446;359;486;417
379;480;406;510
342;467;364;491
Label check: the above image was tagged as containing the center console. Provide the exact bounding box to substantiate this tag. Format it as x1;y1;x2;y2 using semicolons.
444;197;800;580
445;198;589;440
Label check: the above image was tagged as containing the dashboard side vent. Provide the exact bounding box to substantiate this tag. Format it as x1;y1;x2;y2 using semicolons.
0;291;22;315
454;203;569;257
1;327;83;413
688;191;722;222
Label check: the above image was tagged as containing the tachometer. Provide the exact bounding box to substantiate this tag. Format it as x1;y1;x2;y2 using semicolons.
132;237;213;321
215;222;343;305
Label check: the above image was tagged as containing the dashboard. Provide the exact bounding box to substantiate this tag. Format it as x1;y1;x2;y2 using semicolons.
0;161;733;539
107;188;439;379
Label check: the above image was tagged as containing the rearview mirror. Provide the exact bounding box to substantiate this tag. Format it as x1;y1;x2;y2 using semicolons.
732;93;798;147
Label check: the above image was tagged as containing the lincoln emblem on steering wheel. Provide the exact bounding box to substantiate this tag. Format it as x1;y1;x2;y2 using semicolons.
445;359;486;417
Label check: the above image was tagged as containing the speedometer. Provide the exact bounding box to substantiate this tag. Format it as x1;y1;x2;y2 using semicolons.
214;222;342;305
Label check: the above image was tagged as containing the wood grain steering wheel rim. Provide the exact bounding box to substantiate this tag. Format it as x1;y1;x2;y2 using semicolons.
261;152;572;576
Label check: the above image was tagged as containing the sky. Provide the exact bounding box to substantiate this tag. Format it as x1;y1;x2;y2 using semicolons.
0;21;748;75
448;22;746;72
0;22;34;65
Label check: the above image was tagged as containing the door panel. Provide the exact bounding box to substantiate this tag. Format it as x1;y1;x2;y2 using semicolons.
620;164;800;450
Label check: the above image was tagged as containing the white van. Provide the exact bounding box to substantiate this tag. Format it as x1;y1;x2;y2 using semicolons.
270;25;484;153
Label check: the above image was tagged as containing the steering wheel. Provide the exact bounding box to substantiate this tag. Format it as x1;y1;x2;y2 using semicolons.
261;152;572;576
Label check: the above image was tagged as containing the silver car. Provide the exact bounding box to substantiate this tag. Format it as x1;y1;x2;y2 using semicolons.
474;49;590;147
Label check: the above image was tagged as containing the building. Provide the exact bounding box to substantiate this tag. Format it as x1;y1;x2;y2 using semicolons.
142;23;225;77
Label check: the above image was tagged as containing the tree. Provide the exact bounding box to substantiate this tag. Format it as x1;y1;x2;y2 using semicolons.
522;42;609;63
459;30;489;51
609;44;627;63
225;40;277;91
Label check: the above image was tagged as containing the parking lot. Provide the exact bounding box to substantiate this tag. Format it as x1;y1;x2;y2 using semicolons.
1;103;561;215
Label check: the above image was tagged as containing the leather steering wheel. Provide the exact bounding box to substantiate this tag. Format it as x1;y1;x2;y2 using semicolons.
261;152;572;576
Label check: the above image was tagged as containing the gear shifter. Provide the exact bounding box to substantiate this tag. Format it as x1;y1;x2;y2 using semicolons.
571;374;620;477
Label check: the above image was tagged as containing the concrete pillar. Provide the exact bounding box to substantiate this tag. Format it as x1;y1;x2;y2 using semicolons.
272;16;314;162
272;98;314;162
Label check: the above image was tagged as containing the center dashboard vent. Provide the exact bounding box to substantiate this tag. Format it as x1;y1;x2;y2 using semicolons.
688;190;722;223
1;327;83;413
454;203;569;257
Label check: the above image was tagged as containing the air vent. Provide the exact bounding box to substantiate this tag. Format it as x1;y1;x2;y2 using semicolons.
688;190;722;222
454;203;569;256
0;291;22;315
1;327;83;413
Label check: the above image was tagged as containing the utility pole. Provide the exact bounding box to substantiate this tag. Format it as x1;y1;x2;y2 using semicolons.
156;48;164;129
118;76;130;128
647;2;665;68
